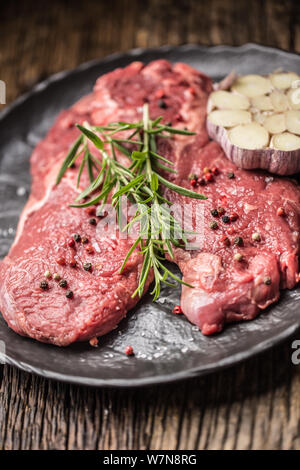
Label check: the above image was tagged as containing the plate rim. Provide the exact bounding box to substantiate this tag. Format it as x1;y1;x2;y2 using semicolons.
1;321;299;388
1;42;299;123
1;43;300;388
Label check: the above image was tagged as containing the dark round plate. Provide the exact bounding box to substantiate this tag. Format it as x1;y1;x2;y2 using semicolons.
0;44;299;387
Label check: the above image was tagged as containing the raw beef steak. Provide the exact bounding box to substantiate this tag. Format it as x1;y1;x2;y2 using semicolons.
0;60;299;345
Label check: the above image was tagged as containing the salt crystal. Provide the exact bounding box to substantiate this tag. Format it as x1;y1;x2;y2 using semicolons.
17;187;26;196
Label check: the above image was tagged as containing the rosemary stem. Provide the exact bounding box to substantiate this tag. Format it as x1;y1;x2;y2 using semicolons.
56;104;205;300
143;104;152;184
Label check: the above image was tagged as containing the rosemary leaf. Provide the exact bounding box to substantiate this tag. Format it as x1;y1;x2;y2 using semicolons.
112;141;131;157
56;135;83;185
149;151;174;165
86;153;94;183
112;174;145;199
119;237;141;273
76;124;104;150
157;174;208;199
75;159;108;202
155;161;177;173
159;125;195;135
76;150;88;188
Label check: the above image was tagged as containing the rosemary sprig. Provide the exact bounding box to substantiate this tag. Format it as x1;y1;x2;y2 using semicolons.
56;104;207;300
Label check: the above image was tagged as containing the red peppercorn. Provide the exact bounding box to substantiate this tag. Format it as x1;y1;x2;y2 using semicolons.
69;259;77;268
188;86;196;95
85;244;94;254
217;206;225;216
277;207;285;216
212;166;219;175
56;257;66;266
175;113;184;121
221;235;230;246
155;89;165;99
227;227;235;235
204;172;214;182
89;337;98;347
85;206;96;216
230;212;239;222
125;345;134;356
172;305;183;314
68;239;75;248
190;179;198;187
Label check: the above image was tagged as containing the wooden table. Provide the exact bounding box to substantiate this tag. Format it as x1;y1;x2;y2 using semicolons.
0;0;299;450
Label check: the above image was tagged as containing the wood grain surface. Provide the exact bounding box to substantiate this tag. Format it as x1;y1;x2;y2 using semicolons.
0;0;299;450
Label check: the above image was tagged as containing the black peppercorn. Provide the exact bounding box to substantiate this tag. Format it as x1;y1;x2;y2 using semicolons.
73;233;81;242
234;236;243;246
66;290;73;299
158;99;167;109
209;221;218;230
227;172;235;179
83;262;92;272
263;276;272;285
211;209;218;217
40;281;49;290
59;279;67;288
89;218;97;226
222;215;230;224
